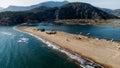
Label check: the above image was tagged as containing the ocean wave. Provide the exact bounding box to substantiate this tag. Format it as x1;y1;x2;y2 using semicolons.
29;33;102;68
13;26;103;68
1;32;13;36
17;37;29;43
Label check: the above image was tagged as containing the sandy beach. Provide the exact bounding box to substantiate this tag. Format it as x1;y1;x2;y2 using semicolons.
16;27;120;68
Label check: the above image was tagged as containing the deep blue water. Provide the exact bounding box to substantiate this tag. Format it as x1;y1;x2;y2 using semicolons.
0;26;80;68
36;22;120;42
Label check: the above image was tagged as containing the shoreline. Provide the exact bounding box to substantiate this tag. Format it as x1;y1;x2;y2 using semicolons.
15;26;120;68
13;26;103;68
55;19;120;27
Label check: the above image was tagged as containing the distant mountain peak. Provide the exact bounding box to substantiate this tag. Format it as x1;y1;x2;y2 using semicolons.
0;1;69;12
39;1;69;7
60;2;92;8
0;7;4;10
99;8;120;16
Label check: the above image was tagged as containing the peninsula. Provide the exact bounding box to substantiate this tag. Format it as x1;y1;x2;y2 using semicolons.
16;27;120;68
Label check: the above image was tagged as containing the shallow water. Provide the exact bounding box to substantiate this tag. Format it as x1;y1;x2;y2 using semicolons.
0;26;81;68
36;22;120;42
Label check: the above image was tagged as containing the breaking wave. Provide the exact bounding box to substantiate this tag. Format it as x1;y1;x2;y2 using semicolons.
17;37;29;43
1;32;13;36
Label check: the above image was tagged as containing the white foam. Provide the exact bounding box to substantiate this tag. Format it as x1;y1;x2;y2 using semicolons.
17;37;29;43
1;32;13;36
13;26;103;68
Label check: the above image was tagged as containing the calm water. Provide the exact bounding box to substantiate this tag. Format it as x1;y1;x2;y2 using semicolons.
0;26;80;68
36;22;120;42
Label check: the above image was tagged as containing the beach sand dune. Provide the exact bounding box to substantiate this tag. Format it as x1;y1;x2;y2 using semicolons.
16;27;120;68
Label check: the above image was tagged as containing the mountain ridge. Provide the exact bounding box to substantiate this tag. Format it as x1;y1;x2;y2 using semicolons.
99;8;120;17
0;1;69;12
0;1;120;17
55;2;117;20
0;2;118;25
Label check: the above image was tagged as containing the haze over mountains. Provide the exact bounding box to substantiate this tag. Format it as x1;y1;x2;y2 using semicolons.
112;9;120;16
0;1;69;12
0;7;3;11
100;8;120;17
0;1;119;25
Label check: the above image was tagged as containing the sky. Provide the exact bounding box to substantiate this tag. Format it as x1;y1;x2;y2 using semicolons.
0;0;119;9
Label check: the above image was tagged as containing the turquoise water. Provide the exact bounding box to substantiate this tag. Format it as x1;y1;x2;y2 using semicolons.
1;21;120;68
0;26;81;68
37;22;120;41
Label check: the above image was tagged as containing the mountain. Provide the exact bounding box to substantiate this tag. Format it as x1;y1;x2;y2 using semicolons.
1;6;30;12
28;6;51;13
55;2;117;19
0;1;69;12
0;7;4;11
34;1;69;7
112;9;120;17
28;2;119;20
99;8;120;17
0;2;118;25
99;8;113;14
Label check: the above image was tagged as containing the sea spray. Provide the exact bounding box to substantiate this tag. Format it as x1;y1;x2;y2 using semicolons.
13;26;103;68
